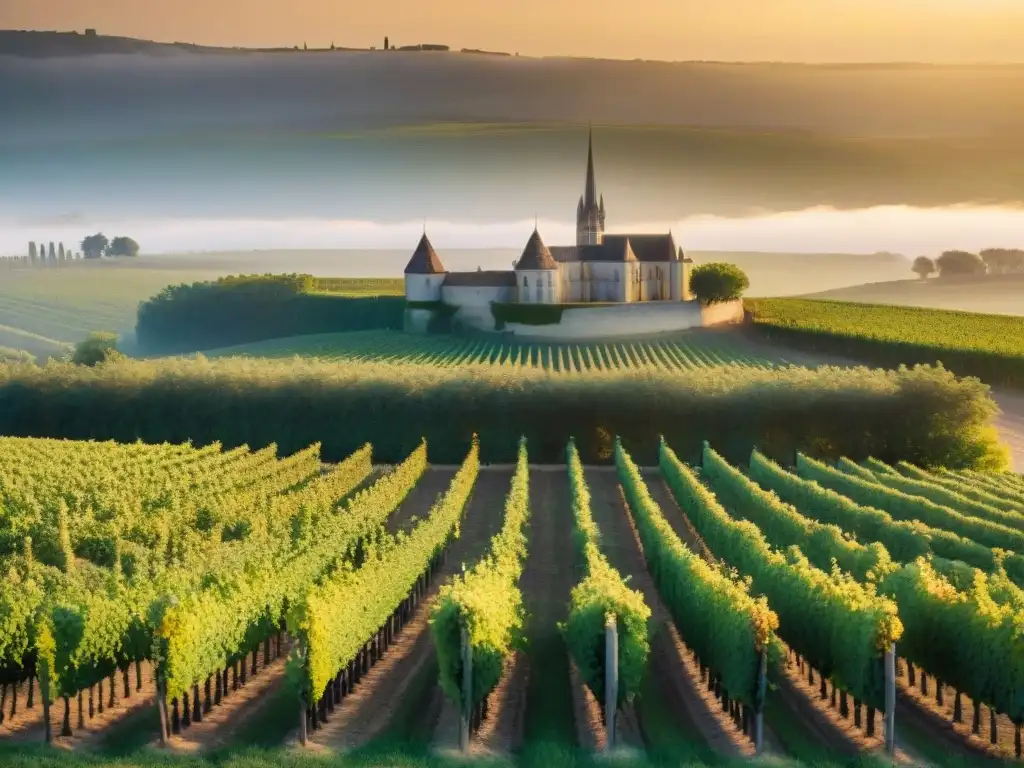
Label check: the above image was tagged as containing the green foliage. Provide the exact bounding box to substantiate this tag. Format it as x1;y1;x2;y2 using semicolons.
432;437;530;712
937;250;986;277
796;453;1024;555
290;438;479;703
135;274;404;354
80;233;109;260
0;355;1005;469
563;439;650;705
701;446;895;582
904;462;1024;513
688;263;750;305
106;237;140;258
880;560;1024;723
72;332;121;366
158;442;407;701
745;297;1024;389
490;302;566;329
863;461;1024;529
912;256;935;279
617;439;777;707
747;450;997;571
0;346;35;364
661;441;903;708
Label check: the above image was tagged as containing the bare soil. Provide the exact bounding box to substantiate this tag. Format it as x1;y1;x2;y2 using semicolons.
384;468;458;535
305;468;512;752
896;664;1020;762
1;664;158;749
516;467;578;749
164;638;291;753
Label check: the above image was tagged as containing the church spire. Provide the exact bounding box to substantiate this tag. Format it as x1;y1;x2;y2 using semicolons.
584;125;597;210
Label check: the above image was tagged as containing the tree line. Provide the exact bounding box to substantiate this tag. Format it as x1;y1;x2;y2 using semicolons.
0;234;140;268
0;355;1003;470
912;248;1024;279
136;274;404;354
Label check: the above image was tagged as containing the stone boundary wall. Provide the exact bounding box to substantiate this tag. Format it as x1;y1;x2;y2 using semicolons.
503;299;743;340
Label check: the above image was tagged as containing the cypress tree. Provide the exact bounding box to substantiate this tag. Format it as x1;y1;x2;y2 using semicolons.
28;242;37;261
58;243;66;261
48;242;56;261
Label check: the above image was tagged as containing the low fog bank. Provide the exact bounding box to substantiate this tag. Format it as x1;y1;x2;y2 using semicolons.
3;206;1020;266
3;54;1024;145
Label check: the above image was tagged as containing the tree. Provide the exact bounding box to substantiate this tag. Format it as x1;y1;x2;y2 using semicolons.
107;236;140;258
72;332;122;366
81;233;109;259
385;36;389;50
48;242;56;262
58;243;65;261
936;250;986;278
980;248;1024;275
688;263;750;305
912;256;936;280
28;242;37;262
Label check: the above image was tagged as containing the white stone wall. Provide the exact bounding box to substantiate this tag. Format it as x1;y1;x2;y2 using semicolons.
503;299;744;340
405;274;444;302
516;270;559;304
560;263;585;302
440;284;514;307
584;262;628;302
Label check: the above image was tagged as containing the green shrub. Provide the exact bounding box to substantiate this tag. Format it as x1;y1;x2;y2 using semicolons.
0;357;1005;469
491;302;566;329
688;263;750;305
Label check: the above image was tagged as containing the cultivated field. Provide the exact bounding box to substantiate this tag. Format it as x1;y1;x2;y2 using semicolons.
1;435;1022;768
747;298;1024;389
207;329;787;372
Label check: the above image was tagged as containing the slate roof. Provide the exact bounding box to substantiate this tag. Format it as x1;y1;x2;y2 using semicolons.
515;229;559;271
603;234;678;262
442;271;517;287
404;233;446;274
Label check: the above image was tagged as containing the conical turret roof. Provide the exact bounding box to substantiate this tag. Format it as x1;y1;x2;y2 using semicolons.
404;233;446;274
515;229;558;271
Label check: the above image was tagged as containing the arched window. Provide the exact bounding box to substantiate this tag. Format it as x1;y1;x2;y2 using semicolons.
546;272;552;286
523;276;529;287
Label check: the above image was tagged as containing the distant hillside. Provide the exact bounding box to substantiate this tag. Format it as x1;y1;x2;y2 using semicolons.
800;273;1024;316
0;30;246;57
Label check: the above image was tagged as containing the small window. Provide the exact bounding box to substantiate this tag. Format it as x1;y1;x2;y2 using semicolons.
524;276;529;288
547;272;552;287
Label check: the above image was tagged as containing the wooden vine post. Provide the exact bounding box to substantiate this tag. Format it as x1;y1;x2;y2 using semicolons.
155;674;169;745
39;669;52;744
754;646;768;755
884;644;896;755
459;623;472;753
605;614;618;752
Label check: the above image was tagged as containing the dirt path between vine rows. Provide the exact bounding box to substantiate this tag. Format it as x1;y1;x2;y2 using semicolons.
585;469;759;758
640;472;868;758
301;468;512;753
384;468;458;535
0;664;158;749
515;467;579;751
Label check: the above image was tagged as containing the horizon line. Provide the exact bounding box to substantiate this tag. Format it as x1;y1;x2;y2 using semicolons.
4;29;1024;67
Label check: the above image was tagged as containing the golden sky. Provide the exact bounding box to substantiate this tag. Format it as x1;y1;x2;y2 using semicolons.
4;0;1024;62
